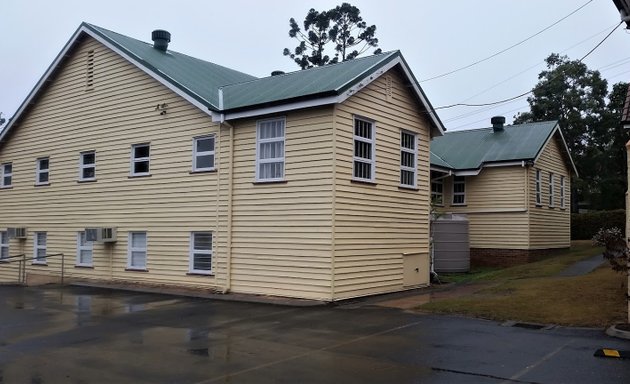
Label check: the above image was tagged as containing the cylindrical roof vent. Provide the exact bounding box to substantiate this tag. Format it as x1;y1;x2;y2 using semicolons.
271;70;285;76
491;116;506;132
152;30;171;52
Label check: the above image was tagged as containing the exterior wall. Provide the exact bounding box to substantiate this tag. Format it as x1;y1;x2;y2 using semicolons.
437;166;530;249
0;37;227;289
228;108;335;300
528;134;571;249
332;68;432;300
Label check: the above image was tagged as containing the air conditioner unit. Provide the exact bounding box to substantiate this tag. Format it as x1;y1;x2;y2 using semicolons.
97;227;117;243
85;228;99;242
7;227;27;239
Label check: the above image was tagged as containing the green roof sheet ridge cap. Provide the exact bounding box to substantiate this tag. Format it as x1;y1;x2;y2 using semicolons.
334;51;400;94
83;23;217;110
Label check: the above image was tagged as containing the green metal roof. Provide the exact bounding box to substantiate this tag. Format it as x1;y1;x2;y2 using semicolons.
85;23;258;110
430;121;562;170
221;51;399;110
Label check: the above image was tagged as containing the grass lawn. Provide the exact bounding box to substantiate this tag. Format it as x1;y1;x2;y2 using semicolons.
418;241;628;327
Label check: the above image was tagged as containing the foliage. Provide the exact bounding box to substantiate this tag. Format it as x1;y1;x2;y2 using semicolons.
514;53;628;210
592;227;629;273
571;209;625;240
283;3;381;69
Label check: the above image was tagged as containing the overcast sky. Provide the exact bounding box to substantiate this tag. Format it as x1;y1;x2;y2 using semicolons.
1;0;628;131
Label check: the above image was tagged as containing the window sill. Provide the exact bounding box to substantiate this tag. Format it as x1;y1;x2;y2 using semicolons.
535;204;543;208
450;204;467;207
190;169;217;174
75;265;94;269
128;174;151;179
186;272;214;277
32;262;48;266
77;179;97;183
398;186;419;192
252;180;287;185
0;259;10;263
34;183;51;187
351;179;377;186
0;186;12;190
125;267;149;272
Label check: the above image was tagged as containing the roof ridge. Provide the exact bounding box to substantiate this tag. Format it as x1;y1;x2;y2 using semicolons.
430;150;455;169
445;120;558;134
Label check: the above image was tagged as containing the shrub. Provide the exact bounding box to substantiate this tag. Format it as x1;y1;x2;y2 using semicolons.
571;209;625;240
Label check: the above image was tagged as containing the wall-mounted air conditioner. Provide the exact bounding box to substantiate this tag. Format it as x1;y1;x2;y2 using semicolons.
85;228;117;243
7;227;27;239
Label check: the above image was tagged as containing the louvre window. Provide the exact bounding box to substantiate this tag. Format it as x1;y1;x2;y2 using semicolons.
353;117;375;182
400;131;417;188
452;176;466;205
190;232;213;274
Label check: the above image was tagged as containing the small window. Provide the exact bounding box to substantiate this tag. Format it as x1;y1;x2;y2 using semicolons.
256;118;285;181
452;176;466;205
0;231;8;260
560;176;566;209
189;232;213;274
33;232;47;264
1;163;12;188
353;117;375;182
76;231;93;267
400;131;417;188
193;136;215;172
535;170;542;206
36;158;50;185
549;173;555;207
430;171;444;206
79;151;96;181
131;144;150;176
128;232;147;269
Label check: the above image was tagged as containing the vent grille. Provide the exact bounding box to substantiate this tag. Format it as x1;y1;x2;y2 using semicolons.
86;50;95;90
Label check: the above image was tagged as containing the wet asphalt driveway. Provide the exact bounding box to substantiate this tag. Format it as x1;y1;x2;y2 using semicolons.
0;286;628;383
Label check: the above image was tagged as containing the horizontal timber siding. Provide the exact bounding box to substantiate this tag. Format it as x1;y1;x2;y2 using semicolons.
332;68;431;299
0;37;226;289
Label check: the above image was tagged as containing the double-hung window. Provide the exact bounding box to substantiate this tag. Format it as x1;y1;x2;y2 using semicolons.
193;135;216;172
353;117;375;182
127;232;147;270
0;231;8;260
76;231;93;267
1;163;12;188
131;144;150;176
549;173;555;207
452;176;466;205
535;170;542;206
189;232;213;274
400;131;417;188
36;158;49;185
430;172;444;205
33;232;47;264
79;151;96;181
256;118;285;181
560;176;566;209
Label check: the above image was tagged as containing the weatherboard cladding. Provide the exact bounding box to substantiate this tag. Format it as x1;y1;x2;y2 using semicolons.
430;121;558;170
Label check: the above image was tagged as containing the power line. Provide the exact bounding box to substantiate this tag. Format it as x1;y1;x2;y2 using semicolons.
433;21;623;111
419;0;593;82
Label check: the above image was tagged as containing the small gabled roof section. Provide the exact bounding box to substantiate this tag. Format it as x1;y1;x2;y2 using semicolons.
430;120;577;176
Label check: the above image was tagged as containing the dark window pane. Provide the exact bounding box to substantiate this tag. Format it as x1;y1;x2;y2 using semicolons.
196;137;214;152
196;155;214;169
39;159;49;170
83;152;95;164
39;172;49;183
194;233;212;250
83;167;95;179
4;164;12;173
134;160;149;174
3;176;11;186
193;253;212;270
134;145;150;158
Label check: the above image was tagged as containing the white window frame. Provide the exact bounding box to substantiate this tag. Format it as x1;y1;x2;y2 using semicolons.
452;176;466;205
127;231;147;270
33;232;47;265
400;130;417;188
192;135;216;172
549;173;555;207
256;118;285;182
79;151;96;181
560;176;566;209
352;116;376;182
0;231;8;260
130;144;150;177
1;162;12;188
76;231;94;267
35;157;50;185
189;232;213;275
535;169;542;206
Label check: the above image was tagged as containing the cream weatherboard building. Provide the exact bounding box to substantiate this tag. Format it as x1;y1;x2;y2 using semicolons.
0;23;445;301
430;117;577;266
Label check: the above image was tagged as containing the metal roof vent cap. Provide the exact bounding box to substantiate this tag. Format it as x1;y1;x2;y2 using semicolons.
152;30;171;52
271;70;285;76
491;116;506;132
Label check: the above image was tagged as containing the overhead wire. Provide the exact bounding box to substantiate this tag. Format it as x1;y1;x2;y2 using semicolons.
419;0;594;82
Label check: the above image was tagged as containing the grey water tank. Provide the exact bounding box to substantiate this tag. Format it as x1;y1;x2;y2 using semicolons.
432;214;470;273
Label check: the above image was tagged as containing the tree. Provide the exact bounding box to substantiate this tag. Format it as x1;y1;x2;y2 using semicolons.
513;54;627;210
283;3;381;69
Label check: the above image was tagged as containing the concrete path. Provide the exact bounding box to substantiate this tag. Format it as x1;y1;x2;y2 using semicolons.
556;254;606;277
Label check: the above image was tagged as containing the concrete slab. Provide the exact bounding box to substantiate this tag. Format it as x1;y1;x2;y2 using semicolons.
557;254;606;277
